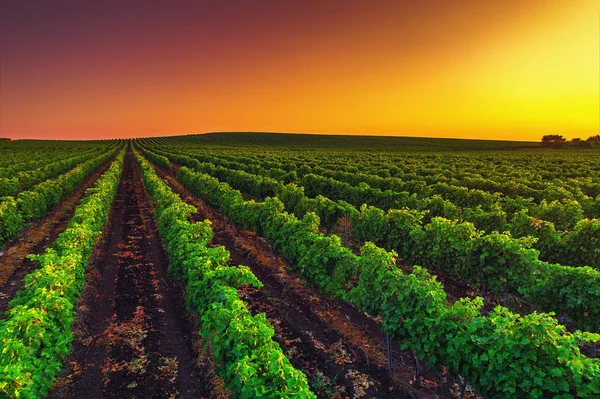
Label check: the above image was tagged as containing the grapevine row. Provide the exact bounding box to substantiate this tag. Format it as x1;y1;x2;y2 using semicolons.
172;142;599;206
143;146;600;332
0;145;116;197
0;141;116;177
173;147;599;226
0;145;122;247
161;146;598;266
0;150;125;398
171;163;600;398
134;150;315;398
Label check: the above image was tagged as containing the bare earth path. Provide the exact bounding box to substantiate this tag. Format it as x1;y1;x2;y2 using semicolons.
48;152;214;399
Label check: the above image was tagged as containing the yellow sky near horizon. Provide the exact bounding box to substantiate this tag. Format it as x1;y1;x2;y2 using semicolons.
1;0;598;141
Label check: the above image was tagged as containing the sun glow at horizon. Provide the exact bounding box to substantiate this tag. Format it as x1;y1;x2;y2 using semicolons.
1;0;598;141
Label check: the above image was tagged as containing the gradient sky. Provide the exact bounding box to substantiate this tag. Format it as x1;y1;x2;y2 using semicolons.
1;0;598;141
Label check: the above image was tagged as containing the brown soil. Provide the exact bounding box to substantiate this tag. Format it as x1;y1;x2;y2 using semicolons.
0;159;114;316
48;152;220;399
153;163;472;399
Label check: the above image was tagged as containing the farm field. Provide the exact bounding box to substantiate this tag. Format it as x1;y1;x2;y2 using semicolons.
1;133;599;399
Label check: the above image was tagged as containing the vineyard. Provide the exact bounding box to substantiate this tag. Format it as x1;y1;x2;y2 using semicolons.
0;134;599;399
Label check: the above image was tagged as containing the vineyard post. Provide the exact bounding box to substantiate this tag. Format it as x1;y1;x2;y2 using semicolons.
504;261;508;308
411;350;421;387
344;209;349;247
386;333;393;369
230;224;237;245
459;375;467;399
594;272;599;358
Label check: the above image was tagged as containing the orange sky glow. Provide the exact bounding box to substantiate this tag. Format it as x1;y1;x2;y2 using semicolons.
1;0;598;141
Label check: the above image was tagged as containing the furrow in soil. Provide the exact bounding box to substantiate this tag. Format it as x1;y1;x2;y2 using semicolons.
48;152;211;399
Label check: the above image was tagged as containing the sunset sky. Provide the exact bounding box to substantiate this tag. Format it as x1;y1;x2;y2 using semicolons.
1;0;598;141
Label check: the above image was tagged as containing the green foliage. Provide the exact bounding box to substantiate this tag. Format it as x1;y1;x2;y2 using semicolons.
0;177;19;198
522;261;600;332
0;198;23;246
449;307;600;398
538;198;584;230
561;218;600;267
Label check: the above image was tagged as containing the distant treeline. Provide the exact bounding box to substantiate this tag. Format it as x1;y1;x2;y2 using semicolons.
541;134;600;149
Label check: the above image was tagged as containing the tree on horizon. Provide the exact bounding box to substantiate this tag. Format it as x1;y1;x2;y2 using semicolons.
541;135;566;148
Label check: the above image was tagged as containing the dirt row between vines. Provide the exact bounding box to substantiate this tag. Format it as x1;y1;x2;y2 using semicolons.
153;163;471;399
0;158;115;316
49;152;224;399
